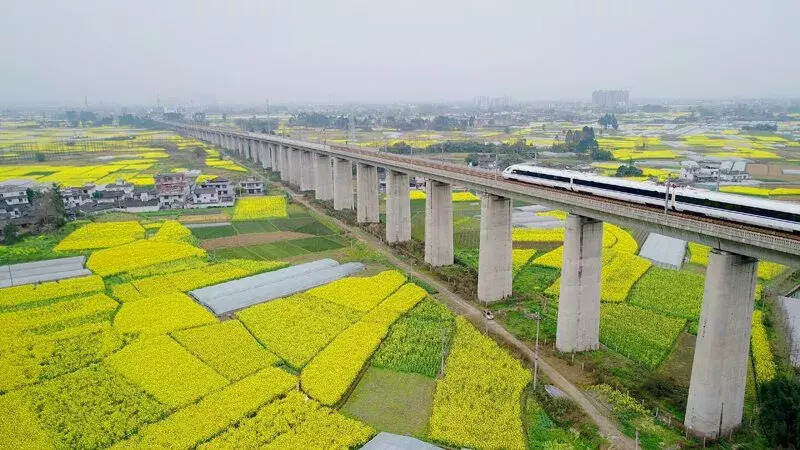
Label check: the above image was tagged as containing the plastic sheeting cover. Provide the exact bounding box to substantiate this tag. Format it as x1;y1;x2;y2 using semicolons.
192;260;366;315
0;256;88;287
361;432;440;450
191;258;339;302
639;233;686;269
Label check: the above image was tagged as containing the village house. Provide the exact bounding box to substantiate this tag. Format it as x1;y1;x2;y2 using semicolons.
239;176;265;195
154;173;191;208
0;184;31;219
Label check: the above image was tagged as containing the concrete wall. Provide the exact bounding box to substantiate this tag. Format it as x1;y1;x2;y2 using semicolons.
425;180;453;266
356;163;379;223
556;214;603;352
315;154;334;201
385;170;411;243
477;194;512;302
685;250;758;439
333;158;354;210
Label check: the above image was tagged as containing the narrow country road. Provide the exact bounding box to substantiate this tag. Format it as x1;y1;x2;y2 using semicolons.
286;190;636;450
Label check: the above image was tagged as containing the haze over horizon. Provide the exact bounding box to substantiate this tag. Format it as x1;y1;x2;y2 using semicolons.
2;0;799;106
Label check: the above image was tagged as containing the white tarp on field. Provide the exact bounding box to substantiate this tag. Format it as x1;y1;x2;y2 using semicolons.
361;432;440;450
190;259;365;315
639;233;686;270
0;256;90;288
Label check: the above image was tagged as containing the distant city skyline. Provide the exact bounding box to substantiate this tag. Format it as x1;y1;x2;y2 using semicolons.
2;0;798;105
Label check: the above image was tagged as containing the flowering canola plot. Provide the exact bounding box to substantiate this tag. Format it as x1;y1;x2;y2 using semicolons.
54;221;145;251
306;270;407;311
428;316;531;450
86;240;206;276
232;196;288;220
200;390;376;449
301;283;427;406
0;274;104;309
751;310;776;384
105;335;228;408
172;320;281;381
236;294;361;370
150;220;193;243
113;292;217;338
113;367;297;449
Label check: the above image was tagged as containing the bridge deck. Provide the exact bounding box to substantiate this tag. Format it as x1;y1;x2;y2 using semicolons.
181;125;800;266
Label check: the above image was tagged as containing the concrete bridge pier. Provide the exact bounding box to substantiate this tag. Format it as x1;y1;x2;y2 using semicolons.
333;158;354;210
315;154;334;201
279;146;289;182
300;150;315;191
424;181;453;266
261;142;270;169
270;144;279;171
685;250;758;440
238;137;245;157
356;163;379;223
290;148;303;187
385;170;411;243
477;194;512;302
555;214;603;352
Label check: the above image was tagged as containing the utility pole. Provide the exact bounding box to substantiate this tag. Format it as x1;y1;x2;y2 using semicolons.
265;99;270;134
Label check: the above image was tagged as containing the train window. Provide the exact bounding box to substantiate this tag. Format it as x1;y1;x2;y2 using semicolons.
572;178;663;199
511;169;571;183
675;195;800;223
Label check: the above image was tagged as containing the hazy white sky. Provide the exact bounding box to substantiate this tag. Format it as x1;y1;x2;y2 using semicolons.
2;0;798;105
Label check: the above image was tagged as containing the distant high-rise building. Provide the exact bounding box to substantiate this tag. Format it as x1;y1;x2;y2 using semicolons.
592;90;629;111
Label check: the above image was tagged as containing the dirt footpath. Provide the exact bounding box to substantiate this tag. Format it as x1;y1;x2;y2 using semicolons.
200;231;313;249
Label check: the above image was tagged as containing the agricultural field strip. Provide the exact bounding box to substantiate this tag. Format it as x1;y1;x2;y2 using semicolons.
111;366;297;449
428;316;530;450
199;390;375;449
300;283;428;406
0;274;104;309
236;270;407;369
117;258;286;300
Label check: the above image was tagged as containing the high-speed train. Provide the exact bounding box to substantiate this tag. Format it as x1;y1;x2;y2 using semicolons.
502;164;800;233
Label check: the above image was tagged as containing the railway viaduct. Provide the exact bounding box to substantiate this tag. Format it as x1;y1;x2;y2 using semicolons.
171;123;799;440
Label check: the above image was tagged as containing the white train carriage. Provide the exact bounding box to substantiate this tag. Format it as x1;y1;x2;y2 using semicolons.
502;164;800;233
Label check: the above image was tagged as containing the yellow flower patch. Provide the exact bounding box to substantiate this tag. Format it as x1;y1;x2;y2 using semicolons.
113;292;217;338
751;310;776;384
86;240;206;276
150;220;193;243
236;294;361;370
232;196;288;220
451;191;480;202
114;367;296;449
54;221;145;251
306;270;407;312
428;316;530;450
0;275;104;308
301;284;426;405
200;390;375;449
105;335;228;409
172;320;280;381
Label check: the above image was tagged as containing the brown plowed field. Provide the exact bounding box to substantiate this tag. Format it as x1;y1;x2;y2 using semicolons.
200;231;313;249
